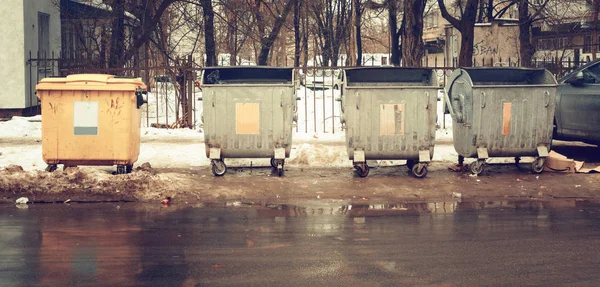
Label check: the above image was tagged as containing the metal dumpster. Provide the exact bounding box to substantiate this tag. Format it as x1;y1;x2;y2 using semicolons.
444;67;557;175
199;67;297;176
36;74;147;174
341;67;438;178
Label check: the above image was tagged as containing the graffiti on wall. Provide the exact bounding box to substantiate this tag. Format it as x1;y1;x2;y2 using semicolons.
473;40;499;56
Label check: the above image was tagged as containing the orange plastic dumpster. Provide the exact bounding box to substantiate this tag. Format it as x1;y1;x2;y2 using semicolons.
36;74;147;174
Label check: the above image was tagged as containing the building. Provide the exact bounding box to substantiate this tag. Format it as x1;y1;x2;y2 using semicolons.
0;0;61;117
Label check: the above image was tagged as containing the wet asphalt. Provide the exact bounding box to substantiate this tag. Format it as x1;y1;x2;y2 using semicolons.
2;200;600;286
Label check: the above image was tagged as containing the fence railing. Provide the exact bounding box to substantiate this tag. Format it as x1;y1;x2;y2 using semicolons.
26;54;586;134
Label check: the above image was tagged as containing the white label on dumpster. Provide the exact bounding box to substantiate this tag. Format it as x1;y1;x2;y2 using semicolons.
380;104;404;136
73;101;99;136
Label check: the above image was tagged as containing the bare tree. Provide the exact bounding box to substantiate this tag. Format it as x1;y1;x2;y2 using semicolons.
401;0;427;67
518;0;550;67
355;0;363;65
250;0;295;65
438;0;480;67
201;0;217;66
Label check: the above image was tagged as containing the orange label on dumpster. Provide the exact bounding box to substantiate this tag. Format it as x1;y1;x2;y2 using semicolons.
502;102;512;136
236;103;260;135
380;104;404;136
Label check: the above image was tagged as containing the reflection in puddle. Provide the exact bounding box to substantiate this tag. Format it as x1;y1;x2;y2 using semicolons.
1;198;599;286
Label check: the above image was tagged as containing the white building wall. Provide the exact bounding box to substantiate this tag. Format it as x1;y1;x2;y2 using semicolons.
23;0;61;109
0;1;26;109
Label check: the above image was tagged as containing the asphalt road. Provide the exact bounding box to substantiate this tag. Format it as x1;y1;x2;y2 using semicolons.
1;200;600;286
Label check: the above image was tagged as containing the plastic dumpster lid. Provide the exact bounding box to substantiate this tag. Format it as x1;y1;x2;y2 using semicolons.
344;67;437;86
37;74;146;91
201;66;293;85
456;67;557;85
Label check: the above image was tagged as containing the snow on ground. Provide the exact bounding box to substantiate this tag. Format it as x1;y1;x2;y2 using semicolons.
0;87;467;171
0;116;42;138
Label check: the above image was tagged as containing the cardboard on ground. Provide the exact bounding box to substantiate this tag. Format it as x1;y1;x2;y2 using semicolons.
544;151;600;173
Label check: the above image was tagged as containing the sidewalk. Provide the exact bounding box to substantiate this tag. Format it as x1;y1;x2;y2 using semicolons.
1;115;599;204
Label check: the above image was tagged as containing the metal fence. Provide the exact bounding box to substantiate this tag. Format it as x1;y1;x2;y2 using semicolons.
27;53;202;129
27;54;585;134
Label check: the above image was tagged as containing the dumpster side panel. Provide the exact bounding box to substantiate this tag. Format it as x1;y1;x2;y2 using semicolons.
346;87;436;160
472;86;555;157
50;90;137;165
203;85;294;159
40;90;62;164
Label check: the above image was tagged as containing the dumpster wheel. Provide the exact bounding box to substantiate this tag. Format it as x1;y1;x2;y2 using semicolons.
270;158;278;169
272;159;285;176
211;160;227;176
531;157;546;174
117;165;127;175
355;163;369;178
412;164;428;178
469;160;485;175
45;164;58;172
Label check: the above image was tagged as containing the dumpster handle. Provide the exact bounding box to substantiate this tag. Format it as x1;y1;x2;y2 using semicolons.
356;92;360;110
481;92;486;108
280;91;283;107
425;92;430;110
443;89;461;123
212;91;215;107
544;91;550;107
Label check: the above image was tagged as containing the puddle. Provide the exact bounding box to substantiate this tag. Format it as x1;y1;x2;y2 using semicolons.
210;199;600;218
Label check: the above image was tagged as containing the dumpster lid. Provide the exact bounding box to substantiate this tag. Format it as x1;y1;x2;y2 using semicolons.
37;74;146;90
457;67;557;86
202;66;293;84
344;67;438;87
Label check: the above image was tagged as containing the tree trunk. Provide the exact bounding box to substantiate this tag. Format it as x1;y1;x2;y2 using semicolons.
438;0;479;67
518;0;535;67
294;0;301;66
354;0;362;66
459;22;476;67
202;0;217;66
486;0;494;21
302;4;309;67
226;13;237;65
401;0;426;67
388;0;400;66
258;0;295;65
109;0;126;68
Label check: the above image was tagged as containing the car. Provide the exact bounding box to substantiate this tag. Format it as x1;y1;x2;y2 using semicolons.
301;69;343;90
555;59;600;145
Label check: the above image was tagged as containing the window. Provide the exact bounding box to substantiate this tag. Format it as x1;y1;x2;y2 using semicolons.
38;12;50;57
583;63;600;83
584;35;592;53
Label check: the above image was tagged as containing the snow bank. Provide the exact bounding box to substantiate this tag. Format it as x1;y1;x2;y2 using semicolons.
0;116;42;138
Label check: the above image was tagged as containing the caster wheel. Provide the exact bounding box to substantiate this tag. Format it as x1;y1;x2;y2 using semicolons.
270;158;277;168
117;165;126;175
126;165;133;174
211;160;227;176
515;157;521;168
355;164;369;178
412;164;428;178
45;164;58;172
406;160;415;170
277;165;284;177
469;160;485;175
531;157;546;174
